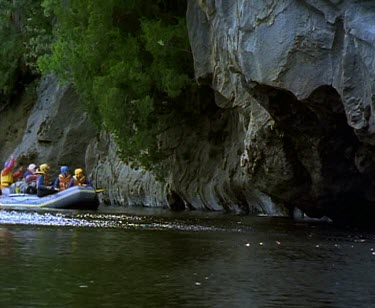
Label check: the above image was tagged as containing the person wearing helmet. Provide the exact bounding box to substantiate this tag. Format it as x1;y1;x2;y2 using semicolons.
36;163;57;197
23;163;37;182
54;166;72;191
9;163;38;194
68;168;93;188
1;155;23;196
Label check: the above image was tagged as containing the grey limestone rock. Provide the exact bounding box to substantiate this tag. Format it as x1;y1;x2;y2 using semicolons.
186;0;375;224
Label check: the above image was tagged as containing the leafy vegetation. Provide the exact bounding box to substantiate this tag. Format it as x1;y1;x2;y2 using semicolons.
0;0;52;106
0;0;194;173
38;0;194;171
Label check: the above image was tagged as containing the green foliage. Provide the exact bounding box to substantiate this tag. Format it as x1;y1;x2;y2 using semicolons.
0;0;194;173
22;2;53;74
0;0;52;106
0;29;20;100
39;0;194;171
141;18;191;98
0;1;21;103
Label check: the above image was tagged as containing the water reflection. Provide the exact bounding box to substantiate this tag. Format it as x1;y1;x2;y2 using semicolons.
0;209;375;307
0;227;13;257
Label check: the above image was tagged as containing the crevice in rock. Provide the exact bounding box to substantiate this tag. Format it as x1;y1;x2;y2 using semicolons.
248;83;373;224
167;190;186;211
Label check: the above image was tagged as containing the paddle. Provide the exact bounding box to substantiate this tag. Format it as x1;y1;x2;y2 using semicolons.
95;189;105;193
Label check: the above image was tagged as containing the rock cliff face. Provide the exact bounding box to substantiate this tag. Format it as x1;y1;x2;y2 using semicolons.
0;76;168;209
2;1;375;225
0;76;97;177
186;0;375;224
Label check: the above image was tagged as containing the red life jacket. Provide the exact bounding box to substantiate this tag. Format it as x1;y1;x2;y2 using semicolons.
58;174;72;190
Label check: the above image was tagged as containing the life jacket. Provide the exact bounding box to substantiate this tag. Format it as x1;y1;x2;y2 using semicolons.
36;174;49;188
25;174;37;182
1;171;13;188
58;174;72;190
72;175;86;186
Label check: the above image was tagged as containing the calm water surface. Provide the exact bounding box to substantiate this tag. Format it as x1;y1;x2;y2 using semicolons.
0;207;374;307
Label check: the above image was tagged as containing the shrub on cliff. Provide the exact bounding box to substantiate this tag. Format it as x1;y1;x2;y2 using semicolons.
38;0;194;171
0;0;52;107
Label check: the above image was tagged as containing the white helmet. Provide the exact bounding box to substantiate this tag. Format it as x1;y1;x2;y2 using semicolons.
28;163;36;171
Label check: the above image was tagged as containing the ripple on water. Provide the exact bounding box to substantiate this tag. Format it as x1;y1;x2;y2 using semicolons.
0;209;241;232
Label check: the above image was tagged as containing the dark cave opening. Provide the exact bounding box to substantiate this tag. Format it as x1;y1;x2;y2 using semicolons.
252;84;375;226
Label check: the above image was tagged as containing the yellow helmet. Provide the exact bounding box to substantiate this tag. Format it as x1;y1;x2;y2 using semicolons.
75;168;83;176
39;163;50;173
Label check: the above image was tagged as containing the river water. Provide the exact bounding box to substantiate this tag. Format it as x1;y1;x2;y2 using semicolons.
0;207;374;308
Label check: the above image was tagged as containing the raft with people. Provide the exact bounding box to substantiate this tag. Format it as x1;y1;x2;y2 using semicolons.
0;157;100;210
0;185;100;210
